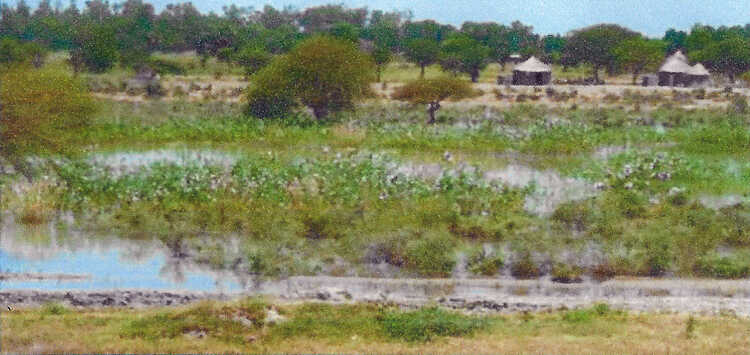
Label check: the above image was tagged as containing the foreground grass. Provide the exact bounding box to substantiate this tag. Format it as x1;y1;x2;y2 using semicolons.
3;301;749;354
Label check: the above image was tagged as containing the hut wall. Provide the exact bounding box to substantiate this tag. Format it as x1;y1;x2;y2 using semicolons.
658;72;689;87
512;71;551;85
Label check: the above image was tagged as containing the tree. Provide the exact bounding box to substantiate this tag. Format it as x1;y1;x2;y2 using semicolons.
663;28;687;53
70;22;118;72
233;46;271;76
564;24;639;83
328;21;360;43
0;66;97;179
404;39;440;78
245;36;375;120
371;45;392;82
692;35;750;81
439;34;490;82
391;77;477;124
613;37;666;84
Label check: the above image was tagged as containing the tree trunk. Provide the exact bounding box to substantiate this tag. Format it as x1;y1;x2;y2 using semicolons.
593;65;600;84
470;68;479;83
420;64;425;79
426;101;440;124
376;66;381;83
632;71;639;85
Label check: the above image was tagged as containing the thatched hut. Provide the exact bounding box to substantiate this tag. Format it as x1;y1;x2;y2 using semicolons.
686;63;711;87
658;51;692;87
512;56;552;85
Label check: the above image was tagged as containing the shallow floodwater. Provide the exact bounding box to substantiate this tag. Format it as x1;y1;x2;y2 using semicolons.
0;218;246;293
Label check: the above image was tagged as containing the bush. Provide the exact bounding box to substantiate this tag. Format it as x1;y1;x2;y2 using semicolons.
147;57;187;75
551;263;584;283
234;47;272;76
381;306;488;342
0;66;97;176
696;253;750;279
467;247;504;276
562;303;615;323
511;253;542;279
638;233;673;276
405;233;456;277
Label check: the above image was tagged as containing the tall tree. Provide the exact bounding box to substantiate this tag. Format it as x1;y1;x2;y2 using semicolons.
404;38;440;78
564;24;639;82
613;37;666;84
439;34;490;82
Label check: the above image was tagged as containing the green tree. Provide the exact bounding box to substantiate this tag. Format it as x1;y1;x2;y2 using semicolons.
564;24;639;82
693;35;750;81
245;36;374;120
0;66;97;179
391;77;477;124
613;37;666;84
439;34;491;82
663;28;687;53
234;46;272;76
371;45;392;82
404;39;440;78
328;21;360;43
70;22;118;73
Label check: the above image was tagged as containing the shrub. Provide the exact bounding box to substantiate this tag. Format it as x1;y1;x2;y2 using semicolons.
467;247;504;276
551;263;584;283
562;303;615;323
41;302;70;315
147;57;187;75
695;253;750;279
381;306;489;342
405;233;457;277
0;66;97;177
511;253;542;279
234;47;272;76
638;233;673;276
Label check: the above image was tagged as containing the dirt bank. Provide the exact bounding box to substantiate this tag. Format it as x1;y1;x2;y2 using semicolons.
3;277;749;316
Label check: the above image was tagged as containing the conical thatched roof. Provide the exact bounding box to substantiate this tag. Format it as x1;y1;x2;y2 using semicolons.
659;55;692;73
514;56;551;73
672;50;688;63
688;63;710;76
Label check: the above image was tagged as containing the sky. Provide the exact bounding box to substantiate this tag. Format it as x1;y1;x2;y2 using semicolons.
7;0;750;37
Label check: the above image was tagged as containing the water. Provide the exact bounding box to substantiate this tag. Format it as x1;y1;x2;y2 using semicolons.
0;218;246;293
483;164;598;216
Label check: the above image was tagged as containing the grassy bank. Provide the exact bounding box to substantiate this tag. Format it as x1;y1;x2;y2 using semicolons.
3;300;749;354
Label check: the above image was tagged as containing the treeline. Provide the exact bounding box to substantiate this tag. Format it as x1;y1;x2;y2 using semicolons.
2;0;750;80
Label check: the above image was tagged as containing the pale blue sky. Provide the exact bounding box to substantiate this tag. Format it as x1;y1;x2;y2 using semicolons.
9;0;750;37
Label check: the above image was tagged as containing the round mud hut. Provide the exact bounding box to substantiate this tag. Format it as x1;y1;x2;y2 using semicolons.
512;56;552;85
686;63;711;87
658;51;692;87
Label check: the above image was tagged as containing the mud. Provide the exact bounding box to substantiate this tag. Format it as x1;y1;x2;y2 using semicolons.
3;277;750;316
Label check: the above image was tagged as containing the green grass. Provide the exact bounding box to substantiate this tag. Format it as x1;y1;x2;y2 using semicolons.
7;301;750;354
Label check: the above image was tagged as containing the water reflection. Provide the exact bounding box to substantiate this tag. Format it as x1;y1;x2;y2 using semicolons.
0;216;247;293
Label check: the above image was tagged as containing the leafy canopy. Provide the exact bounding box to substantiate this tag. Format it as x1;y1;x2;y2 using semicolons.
391;77;477;104
245;35;375;120
0;66;97;176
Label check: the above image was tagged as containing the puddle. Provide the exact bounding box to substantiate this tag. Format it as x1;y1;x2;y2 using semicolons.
483;164;598;216
88;149;238;177
0;219;247;293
